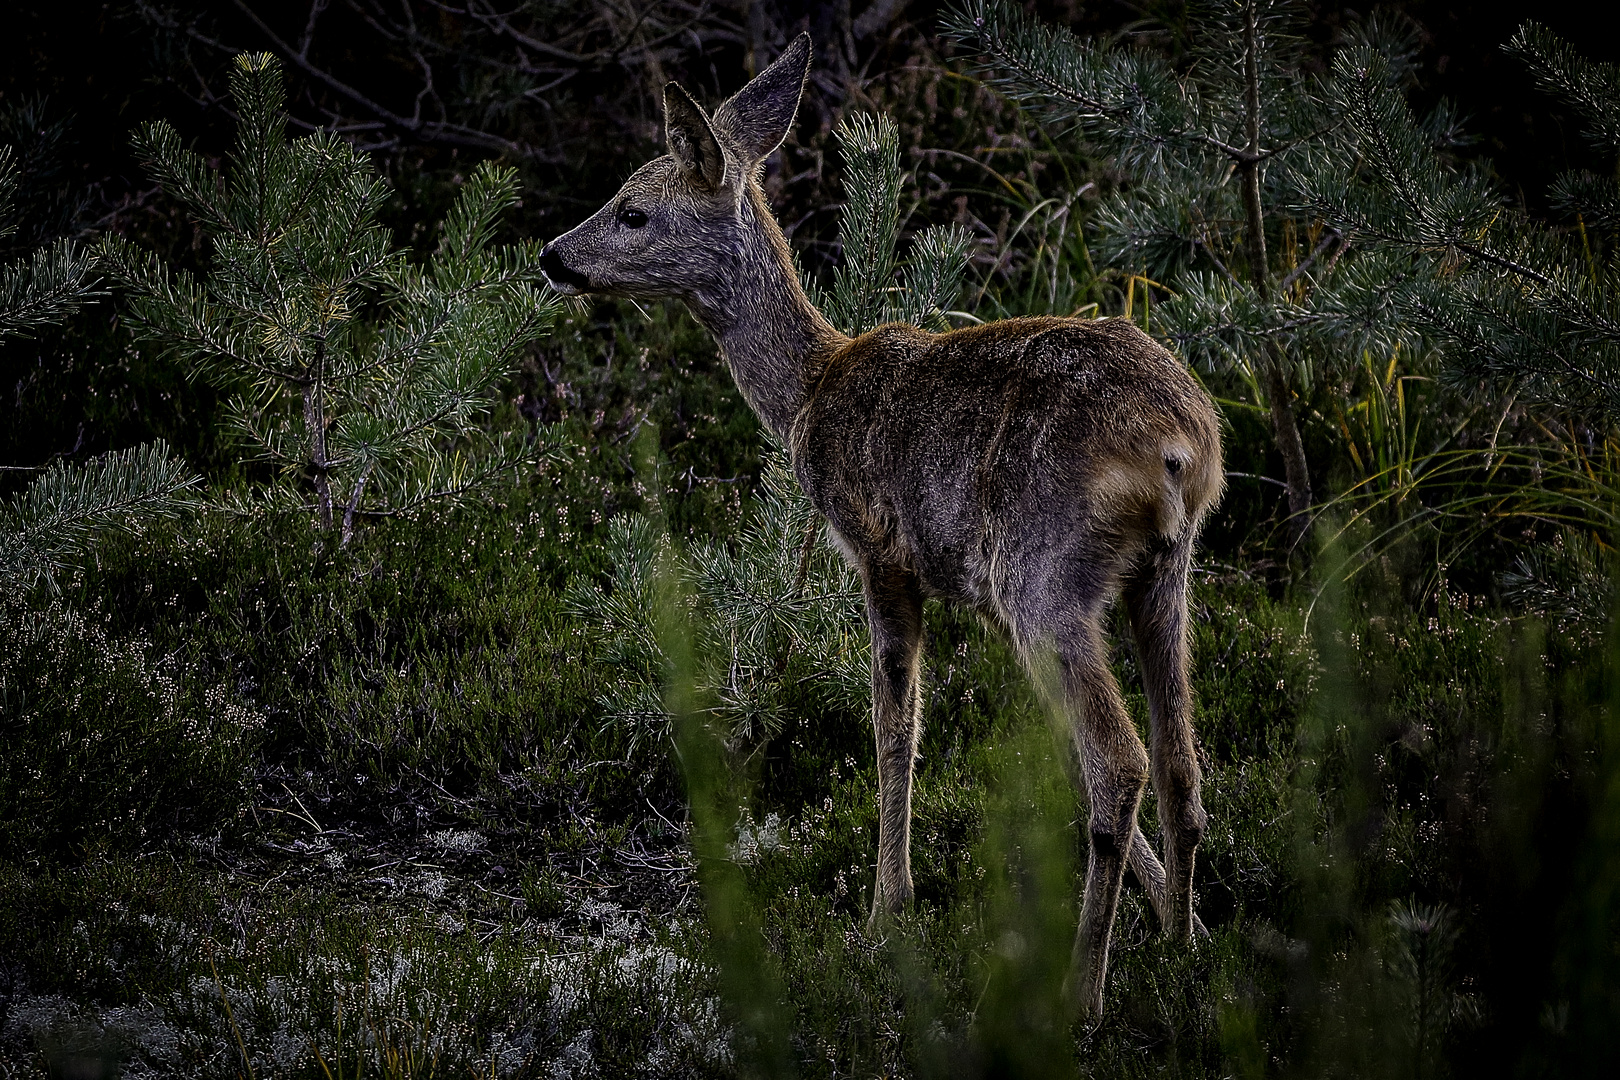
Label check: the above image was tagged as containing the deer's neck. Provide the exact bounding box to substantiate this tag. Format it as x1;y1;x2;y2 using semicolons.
688;185;845;442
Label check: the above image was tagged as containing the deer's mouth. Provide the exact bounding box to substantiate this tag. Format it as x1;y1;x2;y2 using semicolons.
539;245;591;294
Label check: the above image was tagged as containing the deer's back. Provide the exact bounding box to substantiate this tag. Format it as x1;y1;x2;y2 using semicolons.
789;316;1222;609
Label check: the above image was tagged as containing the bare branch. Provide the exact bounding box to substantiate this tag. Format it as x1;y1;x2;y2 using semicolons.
298;0;331;59
1279;228;1343;292
228;0;549;160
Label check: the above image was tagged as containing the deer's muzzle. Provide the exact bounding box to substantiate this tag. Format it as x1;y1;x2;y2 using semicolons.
539;244;592;294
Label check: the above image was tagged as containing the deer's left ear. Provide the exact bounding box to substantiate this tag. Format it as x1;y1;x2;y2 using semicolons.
665;83;726;191
713;33;812;167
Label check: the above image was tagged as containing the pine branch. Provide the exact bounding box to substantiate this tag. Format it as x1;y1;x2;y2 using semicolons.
821;115;971;336
571;448;868;752
103;54;564;539
942;0;1136;122
0;442;200;590
97;235;271;378
0;145;17;244
439;161;521;263
898;225;973;330
2;122;102;337
1312;40;1620;418
827;113;902;335
1550;171;1620;236
1507;22;1620;151
0;239;102;342
129;120;234;234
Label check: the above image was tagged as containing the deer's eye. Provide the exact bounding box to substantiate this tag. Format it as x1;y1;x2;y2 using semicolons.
617;205;649;228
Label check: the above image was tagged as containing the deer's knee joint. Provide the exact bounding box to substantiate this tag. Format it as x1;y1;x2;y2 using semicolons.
1165;798;1207;851
1107;754;1150;800
1088;823;1127;862
1178;811;1207;850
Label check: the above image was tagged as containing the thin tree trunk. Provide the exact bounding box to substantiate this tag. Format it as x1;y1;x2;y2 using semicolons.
1240;1;1312;540
339;461;375;548
305;336;333;531
1263;356;1311;521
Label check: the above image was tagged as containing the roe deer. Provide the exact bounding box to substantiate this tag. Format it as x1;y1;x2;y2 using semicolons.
539;34;1223;1018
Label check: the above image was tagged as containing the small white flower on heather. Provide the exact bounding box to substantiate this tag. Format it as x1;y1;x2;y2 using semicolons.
425;828;487;854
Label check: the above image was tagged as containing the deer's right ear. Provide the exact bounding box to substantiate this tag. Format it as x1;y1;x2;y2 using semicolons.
713;33;812;167
664;83;726;192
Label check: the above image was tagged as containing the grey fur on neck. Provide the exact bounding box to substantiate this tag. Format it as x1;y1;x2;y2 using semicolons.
688;184;845;441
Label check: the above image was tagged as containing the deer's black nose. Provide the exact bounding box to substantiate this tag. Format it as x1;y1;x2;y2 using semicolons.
539;244;591;292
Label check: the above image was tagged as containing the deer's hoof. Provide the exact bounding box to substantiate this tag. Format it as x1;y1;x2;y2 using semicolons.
1064;967;1106;1025
866;883;911;934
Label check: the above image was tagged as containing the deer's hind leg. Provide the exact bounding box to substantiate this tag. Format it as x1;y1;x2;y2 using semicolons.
1122;531;1206;942
1035;604;1151;1019
862;561;925;922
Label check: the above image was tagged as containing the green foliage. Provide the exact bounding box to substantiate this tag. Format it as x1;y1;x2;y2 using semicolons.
99;53;563;545
1387;899;1467;1080
1503;533;1612;632
1312;23;1620;421
5;485;1617;1075
568;446;867;756
0;221;99;342
2;110;198;594
0;594;258;858
943;0;1459;526
0;112;100;342
818;113;972;335
1292;20;1620;618
959;687;1081;1078
0;859;728;1079
0;440;198;591
94;487;615;792
657;520;798;1080
943;0;1209;175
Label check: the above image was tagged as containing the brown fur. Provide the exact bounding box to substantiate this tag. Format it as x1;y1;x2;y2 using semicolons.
540;34;1224;1018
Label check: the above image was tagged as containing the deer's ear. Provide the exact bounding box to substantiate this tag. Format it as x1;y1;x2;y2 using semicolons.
713;33;811;167
664;83;726;191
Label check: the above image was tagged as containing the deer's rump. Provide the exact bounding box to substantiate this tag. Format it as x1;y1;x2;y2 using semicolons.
790;316;1223;609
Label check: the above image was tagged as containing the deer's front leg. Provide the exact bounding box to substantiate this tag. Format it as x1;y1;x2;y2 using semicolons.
1127;827;1209;939
863;562;924;923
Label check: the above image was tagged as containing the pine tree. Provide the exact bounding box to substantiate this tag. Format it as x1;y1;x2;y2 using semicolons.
567;448;869;754
944;0;1436;538
1309;22;1620;421
816;112;972;335
2;113;198;592
1299;21;1620;620
99;53;563;547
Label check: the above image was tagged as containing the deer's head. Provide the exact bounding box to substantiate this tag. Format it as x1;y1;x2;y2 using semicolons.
539;34;812;306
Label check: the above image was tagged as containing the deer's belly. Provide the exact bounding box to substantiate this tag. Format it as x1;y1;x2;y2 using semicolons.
898;504;997;606
814;477;998;610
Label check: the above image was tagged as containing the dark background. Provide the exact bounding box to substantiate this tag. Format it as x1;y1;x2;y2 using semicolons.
5;3;1613;221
